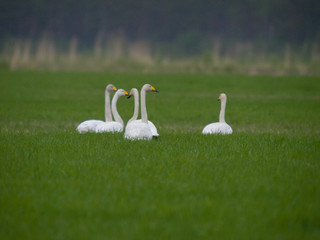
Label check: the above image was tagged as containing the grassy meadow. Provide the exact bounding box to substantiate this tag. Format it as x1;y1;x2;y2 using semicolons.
0;70;319;239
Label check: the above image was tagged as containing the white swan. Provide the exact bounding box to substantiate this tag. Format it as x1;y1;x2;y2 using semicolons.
202;93;233;135
124;84;159;140
125;88;159;137
77;84;117;133
95;89;129;133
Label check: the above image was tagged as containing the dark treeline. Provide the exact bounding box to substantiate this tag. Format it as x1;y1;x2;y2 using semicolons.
1;0;320;48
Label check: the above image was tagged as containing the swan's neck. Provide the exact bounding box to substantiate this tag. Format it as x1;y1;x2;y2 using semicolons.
128;91;139;123
105;89;112;122
111;93;124;127
140;88;148;123
219;99;226;123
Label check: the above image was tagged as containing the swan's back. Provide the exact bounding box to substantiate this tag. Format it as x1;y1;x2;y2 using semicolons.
202;122;233;135
124;120;153;140
135;119;159;137
95;121;123;133
77;120;105;133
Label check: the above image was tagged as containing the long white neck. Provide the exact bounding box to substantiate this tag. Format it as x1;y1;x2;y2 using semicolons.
111;92;124;127
105;88;112;122
128;90;139;123
219;99;226;123
140;87;148;123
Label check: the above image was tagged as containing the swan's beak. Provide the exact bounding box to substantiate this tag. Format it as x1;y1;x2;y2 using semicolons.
151;86;159;93
124;90;129;96
113;87;117;91
127;92;132;99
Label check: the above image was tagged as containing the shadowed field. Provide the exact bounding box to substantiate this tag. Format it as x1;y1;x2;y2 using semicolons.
0;71;319;239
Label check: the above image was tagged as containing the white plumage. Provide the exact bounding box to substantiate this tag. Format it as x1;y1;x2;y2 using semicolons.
76;84;117;133
76;120;105;133
202;122;232;135
133;119;159;137
202;93;233;135
125;120;153;140
95;121;123;133
95;89;129;133
125;85;159;140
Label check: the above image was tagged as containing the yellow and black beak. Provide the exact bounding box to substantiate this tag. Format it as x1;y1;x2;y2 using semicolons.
151;86;159;93
124;90;129;96
113;87;117;91
127;92;132;99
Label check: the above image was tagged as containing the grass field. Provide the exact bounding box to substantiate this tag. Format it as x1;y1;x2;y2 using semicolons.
0;70;319;239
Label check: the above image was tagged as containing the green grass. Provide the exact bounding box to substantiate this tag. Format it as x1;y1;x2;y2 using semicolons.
0;70;320;239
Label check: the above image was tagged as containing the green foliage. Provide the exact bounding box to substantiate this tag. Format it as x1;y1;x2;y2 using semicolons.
0;70;320;239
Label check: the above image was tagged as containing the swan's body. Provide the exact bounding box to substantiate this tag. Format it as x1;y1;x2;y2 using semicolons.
202;122;232;135
202;93;233;135
133;119;158;137
96;89;129;133
95;121;123;133
76;120;104;133
77;84;117;133
125;85;159;140
125;120;153;140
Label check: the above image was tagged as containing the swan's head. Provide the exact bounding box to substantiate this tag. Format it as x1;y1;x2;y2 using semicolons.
218;93;227;102
143;84;159;93
116;89;129;97
127;88;138;99
106;84;117;92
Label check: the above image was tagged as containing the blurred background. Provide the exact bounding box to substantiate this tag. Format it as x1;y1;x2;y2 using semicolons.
1;0;319;74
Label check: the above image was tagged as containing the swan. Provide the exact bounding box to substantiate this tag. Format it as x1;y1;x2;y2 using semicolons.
95;89;129;133
125;88;159;137
76;84;117;133
124;84;159;140
202;93;233;135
